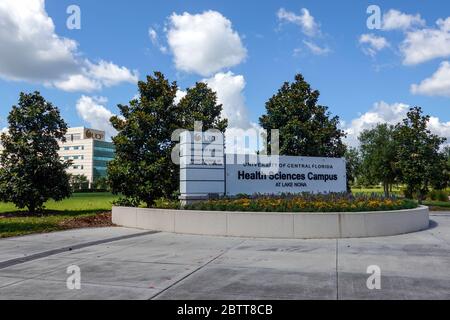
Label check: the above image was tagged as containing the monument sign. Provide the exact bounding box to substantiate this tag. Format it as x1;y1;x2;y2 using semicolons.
178;131;347;204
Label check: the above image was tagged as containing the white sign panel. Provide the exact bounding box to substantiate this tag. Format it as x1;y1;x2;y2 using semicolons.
225;155;347;196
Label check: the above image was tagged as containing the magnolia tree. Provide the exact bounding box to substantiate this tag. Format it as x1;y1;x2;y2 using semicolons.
259;74;347;158
0;92;72;213
107;72;227;207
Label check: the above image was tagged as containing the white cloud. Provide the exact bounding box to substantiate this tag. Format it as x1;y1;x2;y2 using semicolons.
86;60;138;87
149;28;157;41
148;27;168;53
202;72;263;154
359;34;390;56
76;96;116;139
344;101;450;147
277;8;320;37
54;74;101;92
411;61;450;97
0;0;78;82
428;116;450;143
203;72;252;130
401;17;450;65
0;0;138;92
174;89;187;104
166;11;247;76
201;71;263;153
303;40;330;56
382;9;425;31
344;101;409;147
224;125;264;155
52;61;138;92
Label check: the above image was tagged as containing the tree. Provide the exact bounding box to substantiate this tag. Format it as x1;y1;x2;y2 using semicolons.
69;174;89;191
108;73;227;207
359;124;399;197
259;74;346;158
178;82;228;132
92;176;109;190
344;147;361;192
444;146;450;188
394;107;447;202
0;92;72;213
445;146;450;167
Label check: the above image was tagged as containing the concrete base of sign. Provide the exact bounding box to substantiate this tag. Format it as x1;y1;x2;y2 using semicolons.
112;206;430;239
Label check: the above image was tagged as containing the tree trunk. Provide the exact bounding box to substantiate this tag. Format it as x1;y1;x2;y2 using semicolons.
28;204;36;215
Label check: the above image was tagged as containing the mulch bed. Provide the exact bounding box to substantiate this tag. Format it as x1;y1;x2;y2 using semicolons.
58;212;115;229
0;211;115;229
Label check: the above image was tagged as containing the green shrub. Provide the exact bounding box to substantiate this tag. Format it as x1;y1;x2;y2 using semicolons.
153;198;180;209
429;190;449;202
113;197;140;207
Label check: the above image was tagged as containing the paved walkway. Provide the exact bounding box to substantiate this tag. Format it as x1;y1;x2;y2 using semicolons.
0;213;449;300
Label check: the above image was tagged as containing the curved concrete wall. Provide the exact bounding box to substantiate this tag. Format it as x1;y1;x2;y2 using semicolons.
112;206;430;239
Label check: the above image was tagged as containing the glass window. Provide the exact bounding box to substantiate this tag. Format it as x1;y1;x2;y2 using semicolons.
94;156;114;162
94;147;114;153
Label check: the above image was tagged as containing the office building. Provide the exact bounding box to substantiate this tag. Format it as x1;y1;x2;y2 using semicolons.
59;127;115;187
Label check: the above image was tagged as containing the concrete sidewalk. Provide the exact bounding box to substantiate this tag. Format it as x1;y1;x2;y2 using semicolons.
0;213;449;300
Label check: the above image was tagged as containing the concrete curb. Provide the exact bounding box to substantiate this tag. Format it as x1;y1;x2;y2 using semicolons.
112;206;430;239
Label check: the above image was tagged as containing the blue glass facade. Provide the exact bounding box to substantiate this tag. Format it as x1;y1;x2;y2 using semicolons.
93;140;115;180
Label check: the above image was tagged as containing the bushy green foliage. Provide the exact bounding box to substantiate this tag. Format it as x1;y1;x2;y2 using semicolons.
108;72;227;207
69;174;89;191
259;74;346;158
359;124;399;197
428;190;449;202
357;108;448;202
153;198;181;209
344;147;361;191
394;107;447;202
92;176;109;191
0;92;71;213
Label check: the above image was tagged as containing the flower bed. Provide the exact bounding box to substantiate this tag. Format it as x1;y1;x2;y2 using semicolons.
184;193;417;213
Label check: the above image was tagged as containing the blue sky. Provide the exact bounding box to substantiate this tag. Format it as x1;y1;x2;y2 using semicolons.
1;0;450;146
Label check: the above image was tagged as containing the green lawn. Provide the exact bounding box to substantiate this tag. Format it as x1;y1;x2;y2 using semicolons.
351;186;402;195
423;200;450;211
351;187;450;211
0;193;120;239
